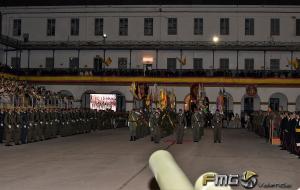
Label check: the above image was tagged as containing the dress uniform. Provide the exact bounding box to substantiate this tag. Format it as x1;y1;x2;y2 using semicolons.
0;109;5;143
13;110;21;145
4;109;14;146
135;111;143;139
128;110;138;141
176;109;187;144
280;113;289;149
191;109;205;142
294;115;300;158
149;110;156;141
289;113;297;154
152;111;161;143
39;109;46;140
27;109;35;143
34;109;41;142
20;109;28;144
212;110;223;143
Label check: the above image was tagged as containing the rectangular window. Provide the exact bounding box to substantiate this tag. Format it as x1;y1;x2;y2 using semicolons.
244;58;254;71
47;19;56;36
69;57;79;69
13;19;21;36
118;57;128;69
95;18;104;36
144;18;153;36
296;19;300;36
71;18;79;36
119;18;128;36
45;57;54;69
271;18;280;36
220;58;229;70
167;58;177;71
245;18;254;36
193;58;203;69
194;18;203;35
11;57;20;69
168;18;177;35
270;59;280;70
220;18;229;35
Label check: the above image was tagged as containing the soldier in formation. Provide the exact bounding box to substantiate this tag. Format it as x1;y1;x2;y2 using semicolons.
128;108;151;141
175;109;187;144
212;109;223;143
0;108;126;146
0;108;5;143
191;108;206;142
151;111;161;143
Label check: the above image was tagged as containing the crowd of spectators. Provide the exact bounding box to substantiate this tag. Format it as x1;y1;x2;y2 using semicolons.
0;75;72;108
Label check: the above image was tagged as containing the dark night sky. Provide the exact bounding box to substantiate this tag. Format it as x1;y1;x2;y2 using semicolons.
1;0;300;7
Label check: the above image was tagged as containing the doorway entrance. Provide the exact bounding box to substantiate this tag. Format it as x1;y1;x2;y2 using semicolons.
244;97;254;114
269;98;280;112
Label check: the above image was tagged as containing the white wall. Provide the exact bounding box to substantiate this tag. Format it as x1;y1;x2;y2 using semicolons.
79;50;104;68
2;5;300;42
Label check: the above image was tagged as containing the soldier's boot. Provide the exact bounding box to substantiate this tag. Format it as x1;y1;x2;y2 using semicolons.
130;136;133;141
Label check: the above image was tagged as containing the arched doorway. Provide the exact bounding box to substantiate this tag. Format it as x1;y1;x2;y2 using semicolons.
184;94;191;112
81;90;96;108
295;95;300;111
241;94;261;114
269;93;288;112
110;91;126;112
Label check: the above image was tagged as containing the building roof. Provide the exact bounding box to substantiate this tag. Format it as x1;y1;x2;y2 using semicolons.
1;0;300;7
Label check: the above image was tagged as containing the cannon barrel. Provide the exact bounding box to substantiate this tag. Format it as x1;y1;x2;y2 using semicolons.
149;150;194;190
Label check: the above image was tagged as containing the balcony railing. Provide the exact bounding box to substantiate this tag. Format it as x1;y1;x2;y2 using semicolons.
1;65;300;78
2;35;300;51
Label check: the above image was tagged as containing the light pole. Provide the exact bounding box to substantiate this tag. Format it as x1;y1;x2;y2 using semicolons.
212;36;219;70
102;33;107;70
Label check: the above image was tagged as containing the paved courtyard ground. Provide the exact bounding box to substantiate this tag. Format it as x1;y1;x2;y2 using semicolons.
0;128;299;190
